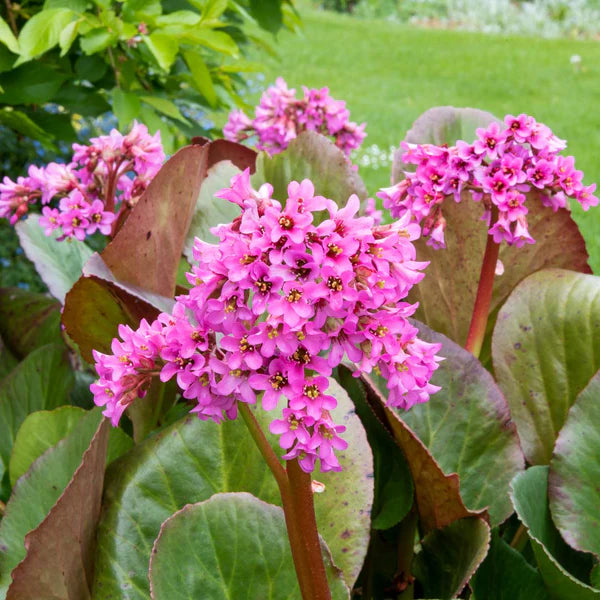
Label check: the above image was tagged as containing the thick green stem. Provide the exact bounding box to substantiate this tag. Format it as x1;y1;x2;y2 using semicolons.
287;458;332;600
465;214;500;358
238;404;325;599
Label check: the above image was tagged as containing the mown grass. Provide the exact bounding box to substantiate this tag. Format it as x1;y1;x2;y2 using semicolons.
245;7;600;271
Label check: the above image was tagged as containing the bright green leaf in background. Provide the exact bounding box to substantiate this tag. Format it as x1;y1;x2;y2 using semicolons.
0;16;19;54
148;493;350;600
144;33;179;71
112;88;141;129
17;8;75;62
184;50;217;106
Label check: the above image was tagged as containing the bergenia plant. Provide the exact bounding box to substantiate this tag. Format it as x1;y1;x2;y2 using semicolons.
379;113;598;356
223;77;366;157
90;168;441;597
0;122;164;240
2;102;600;600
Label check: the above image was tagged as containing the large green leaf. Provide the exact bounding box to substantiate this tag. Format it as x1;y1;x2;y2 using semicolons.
15;214;93;304
471;531;549;600
0;409;105;596
3;418;109;600
148;493;349;599
0;344;74;493
0;288;63;359
413;517;490;599
17;8;75;61
549;370;600;557
8;406;86;486
92;379;372;598
493;269;600;464
510;466;598;599
397;322;524;526
252;131;368;206
357;374;485;533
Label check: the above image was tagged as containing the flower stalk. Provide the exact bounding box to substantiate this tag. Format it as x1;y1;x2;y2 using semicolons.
465;210;500;358
239;403;331;600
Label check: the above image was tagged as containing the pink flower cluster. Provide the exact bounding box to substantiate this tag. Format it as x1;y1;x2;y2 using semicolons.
223;77;366;157
0;122;164;240
378;114;598;249
91;172;441;472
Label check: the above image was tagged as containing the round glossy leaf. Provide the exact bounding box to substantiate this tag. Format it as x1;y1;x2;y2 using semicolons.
252;130;368;206
357;374;485;533
549;370;600;557
92;380;372;598
399;321;524;526
510;466;598;599
149;493;349;600
493;269;600;464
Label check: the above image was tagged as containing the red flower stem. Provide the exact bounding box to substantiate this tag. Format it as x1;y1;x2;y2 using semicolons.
238;404;328;599
287;458;332;600
465;214;500;358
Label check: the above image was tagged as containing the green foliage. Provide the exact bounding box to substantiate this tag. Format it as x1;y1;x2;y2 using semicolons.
92;380;372;597
510;467;599;599
148;492;350;599
549;370;600;557
492;269;600;464
0;0;296;169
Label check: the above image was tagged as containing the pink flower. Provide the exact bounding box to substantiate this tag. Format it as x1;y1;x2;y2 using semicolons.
222;77;366;159
379;113;597;248
91;172;443;472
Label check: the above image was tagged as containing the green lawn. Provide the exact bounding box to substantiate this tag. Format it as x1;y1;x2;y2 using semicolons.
243;7;600;271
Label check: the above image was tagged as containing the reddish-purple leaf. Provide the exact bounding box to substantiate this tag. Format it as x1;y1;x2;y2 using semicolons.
6;418;109;600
